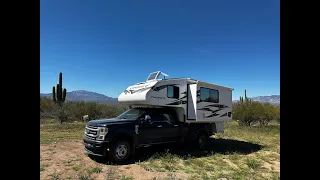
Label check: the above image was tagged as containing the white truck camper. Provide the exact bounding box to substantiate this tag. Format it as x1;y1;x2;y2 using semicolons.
83;71;234;162
118;71;234;133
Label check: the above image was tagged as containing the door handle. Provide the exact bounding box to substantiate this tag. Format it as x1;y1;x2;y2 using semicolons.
174;125;178;127
157;125;162;128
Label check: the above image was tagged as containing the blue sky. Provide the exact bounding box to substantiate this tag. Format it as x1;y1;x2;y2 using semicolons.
40;0;279;100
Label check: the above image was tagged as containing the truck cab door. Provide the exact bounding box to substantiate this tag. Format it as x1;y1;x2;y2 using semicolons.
137;112;164;145
138;122;159;145
156;113;180;142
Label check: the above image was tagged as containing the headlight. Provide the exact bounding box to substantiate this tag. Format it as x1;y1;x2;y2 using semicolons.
99;127;108;136
96;127;108;140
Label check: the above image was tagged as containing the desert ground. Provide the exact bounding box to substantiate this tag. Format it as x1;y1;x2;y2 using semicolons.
40;122;280;180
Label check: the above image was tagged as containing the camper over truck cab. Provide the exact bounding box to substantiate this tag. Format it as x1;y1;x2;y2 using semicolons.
83;71;233;162
118;71;233;124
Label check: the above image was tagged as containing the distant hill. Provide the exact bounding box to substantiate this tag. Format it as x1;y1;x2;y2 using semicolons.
40;90;118;105
233;95;280;107
41;90;280;106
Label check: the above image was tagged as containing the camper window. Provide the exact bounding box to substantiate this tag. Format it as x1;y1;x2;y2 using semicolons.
167;86;179;99
200;87;219;103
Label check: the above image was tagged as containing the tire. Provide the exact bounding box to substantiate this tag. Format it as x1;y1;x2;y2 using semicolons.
109;140;131;163
197;133;209;150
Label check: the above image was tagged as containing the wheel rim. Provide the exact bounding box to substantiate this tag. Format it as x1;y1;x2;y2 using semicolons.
115;145;128;159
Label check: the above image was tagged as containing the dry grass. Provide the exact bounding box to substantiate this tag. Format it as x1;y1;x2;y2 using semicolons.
139;121;280;180
40;121;280;180
40;122;86;144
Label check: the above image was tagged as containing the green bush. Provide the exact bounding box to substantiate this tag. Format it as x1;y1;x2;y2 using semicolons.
275;107;280;123
40;97;127;123
233;89;280;127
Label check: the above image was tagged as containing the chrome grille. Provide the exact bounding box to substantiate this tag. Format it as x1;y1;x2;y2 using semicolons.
85;125;99;138
85;135;96;140
86;125;98;129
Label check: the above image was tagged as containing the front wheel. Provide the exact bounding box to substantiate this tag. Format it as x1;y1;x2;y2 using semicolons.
109;140;131;163
197;133;209;150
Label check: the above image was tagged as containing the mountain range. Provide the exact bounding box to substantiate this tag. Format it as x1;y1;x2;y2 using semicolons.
40;90;280;106
40;90;118;104
233;95;280;107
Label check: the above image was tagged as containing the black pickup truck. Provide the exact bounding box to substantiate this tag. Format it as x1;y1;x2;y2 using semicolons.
83;107;216;162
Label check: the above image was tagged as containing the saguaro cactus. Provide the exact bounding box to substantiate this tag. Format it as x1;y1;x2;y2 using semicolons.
52;72;67;105
239;89;249;103
244;89;248;102
52;72;67;124
240;96;244;103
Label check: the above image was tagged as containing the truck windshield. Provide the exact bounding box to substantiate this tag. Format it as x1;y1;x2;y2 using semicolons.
117;108;145;120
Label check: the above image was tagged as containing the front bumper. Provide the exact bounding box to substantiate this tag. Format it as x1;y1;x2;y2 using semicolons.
83;136;110;157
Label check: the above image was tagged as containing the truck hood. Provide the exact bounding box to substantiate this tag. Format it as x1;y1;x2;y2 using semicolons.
87;118;135;127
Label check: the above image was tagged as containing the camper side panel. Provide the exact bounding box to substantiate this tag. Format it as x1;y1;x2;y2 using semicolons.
145;79;187;123
145;79;187;106
118;81;158;105
195;82;232;122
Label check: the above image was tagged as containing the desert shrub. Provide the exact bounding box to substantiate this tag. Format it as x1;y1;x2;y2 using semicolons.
233;101;257;126
275;107;280;123
233;89;280;127
40;97;127;123
54;103;72;124
233;101;279;127
68;101;88;121
257;103;279;127
40;97;56;119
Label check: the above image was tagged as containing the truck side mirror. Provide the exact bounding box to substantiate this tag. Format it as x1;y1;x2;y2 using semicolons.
144;115;151;123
